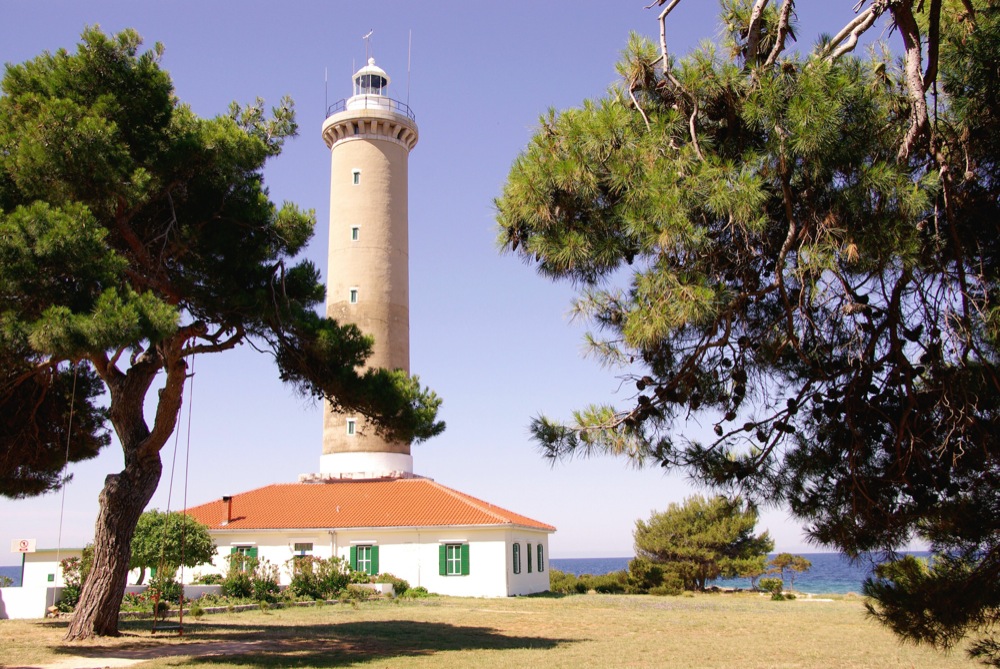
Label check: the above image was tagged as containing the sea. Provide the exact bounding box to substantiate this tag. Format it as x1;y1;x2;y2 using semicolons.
1;552;922;594
550;552;932;595
0;564;22;587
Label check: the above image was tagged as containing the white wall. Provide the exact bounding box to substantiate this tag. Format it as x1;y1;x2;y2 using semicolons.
507;531;552;596
202;526;553;597
21;549;81;588
0;586;59;619
194;530;335;585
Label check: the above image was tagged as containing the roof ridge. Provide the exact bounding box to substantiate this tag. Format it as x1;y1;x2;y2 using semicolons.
424;479;512;525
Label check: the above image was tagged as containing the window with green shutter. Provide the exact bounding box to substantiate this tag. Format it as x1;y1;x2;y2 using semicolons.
513;543;521;574
351;545;378;575
537;543;545;572
439;543;469;576
230;545;257;572
527;543;533;573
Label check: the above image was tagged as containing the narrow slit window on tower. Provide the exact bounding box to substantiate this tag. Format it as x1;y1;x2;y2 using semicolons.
346;419;356;435
351;226;360;241
352;169;361;185
349;288;358;303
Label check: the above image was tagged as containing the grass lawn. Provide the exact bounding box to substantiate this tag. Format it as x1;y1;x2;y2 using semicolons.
0;593;981;669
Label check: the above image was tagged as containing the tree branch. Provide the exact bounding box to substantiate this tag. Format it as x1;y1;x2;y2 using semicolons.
745;0;770;66
892;0;929;160
822;4;882;61
182;325;246;357
922;0;942;90
763;0;795;68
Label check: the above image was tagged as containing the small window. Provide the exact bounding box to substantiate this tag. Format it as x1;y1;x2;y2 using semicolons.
349;288;358;304
230;545;258;572
47;573;55;582
512;543;521;575
346;419;356;435
351;545;378;575
440;543;469;576
352;169;361;184
293;542;313;555
527;543;533;573
537;544;545;572
351;226;360;241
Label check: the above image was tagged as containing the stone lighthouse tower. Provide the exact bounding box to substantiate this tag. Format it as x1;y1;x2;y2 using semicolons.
319;57;418;479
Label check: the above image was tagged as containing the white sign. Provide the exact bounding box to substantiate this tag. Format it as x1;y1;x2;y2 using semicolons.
11;538;36;553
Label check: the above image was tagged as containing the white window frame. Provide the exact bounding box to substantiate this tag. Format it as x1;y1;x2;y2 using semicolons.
446;544;463;576
349;288;358;304
352;169;361;185
356;545;373;574
351;226;360;241
346;419;357;435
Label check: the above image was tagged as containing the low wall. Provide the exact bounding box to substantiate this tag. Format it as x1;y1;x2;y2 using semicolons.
0;586;59;619
0;584;223;620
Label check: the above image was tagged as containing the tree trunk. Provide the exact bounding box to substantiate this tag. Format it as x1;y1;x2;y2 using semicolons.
64;452;162;639
61;346;187;640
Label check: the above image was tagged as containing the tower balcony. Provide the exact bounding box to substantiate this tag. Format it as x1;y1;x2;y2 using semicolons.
328;95;416;121
323;96;418;151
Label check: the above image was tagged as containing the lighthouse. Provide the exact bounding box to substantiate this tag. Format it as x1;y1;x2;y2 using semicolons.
319;57;419;479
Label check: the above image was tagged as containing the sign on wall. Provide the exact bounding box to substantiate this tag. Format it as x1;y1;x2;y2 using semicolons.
10;538;36;553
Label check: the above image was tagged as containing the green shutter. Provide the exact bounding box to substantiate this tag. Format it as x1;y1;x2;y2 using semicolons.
371;545;380;575
150;566;157;578
439;544;447;575
513;543;520;574
350;545;358;570
461;543;470;576
538;544;545;572
528;543;533;573
249;547;258;558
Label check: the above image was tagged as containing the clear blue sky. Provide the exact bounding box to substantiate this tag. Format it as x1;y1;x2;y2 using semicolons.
1;1;888;564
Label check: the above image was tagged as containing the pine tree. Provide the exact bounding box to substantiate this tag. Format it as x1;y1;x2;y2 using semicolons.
0;28;443;639
633;495;773;591
497;0;1000;661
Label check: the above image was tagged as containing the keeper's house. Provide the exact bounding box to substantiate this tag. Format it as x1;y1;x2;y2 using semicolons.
183;477;554;597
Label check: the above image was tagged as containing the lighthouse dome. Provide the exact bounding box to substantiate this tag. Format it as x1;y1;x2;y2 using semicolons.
353;58;389;96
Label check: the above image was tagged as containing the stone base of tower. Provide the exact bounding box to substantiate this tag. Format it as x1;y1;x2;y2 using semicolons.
304;452;414;481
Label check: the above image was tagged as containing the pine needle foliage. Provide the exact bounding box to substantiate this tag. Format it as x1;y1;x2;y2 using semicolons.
496;0;1000;662
0;28;443;638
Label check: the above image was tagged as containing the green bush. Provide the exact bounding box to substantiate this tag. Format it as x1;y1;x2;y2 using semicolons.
287;555;352;600
628;557;665;593
548;568;584;594
402;586;432;599
221;559;254;599
375;572;410;596
591;571;629;594
148;574;184;605
649;583;683;596
57;584;81;612
192;572;223;585
251;559;281;603
759;577;786;600
188;602;205;618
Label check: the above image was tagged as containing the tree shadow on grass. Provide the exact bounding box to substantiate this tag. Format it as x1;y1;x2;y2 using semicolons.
51;619;575;667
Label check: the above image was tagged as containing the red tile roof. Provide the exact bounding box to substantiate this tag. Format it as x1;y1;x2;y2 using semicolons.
184;478;556;532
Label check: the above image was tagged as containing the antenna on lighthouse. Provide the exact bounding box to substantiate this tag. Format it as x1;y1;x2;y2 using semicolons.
407;30;412;107
363;29;374;61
